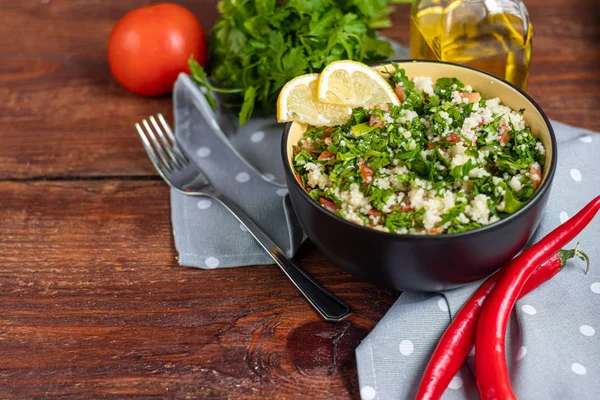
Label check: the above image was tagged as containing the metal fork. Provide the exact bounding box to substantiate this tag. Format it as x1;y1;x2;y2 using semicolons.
136;114;350;322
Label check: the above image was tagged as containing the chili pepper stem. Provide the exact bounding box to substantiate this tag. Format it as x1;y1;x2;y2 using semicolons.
557;244;590;275
576;249;591;274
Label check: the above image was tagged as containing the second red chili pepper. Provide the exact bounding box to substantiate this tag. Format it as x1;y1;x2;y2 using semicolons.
475;195;600;400
415;247;588;400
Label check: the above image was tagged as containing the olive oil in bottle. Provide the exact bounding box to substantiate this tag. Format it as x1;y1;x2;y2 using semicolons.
410;0;533;90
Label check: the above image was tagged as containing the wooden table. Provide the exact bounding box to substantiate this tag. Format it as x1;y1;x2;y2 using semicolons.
1;0;598;398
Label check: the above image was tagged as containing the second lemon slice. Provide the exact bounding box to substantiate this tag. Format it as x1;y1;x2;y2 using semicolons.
317;60;400;108
277;74;351;126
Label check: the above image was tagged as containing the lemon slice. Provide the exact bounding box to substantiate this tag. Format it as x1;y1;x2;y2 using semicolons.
277;74;351;126
317;60;400;108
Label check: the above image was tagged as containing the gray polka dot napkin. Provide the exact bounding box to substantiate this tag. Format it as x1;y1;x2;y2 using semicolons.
171;74;305;268
356;122;600;399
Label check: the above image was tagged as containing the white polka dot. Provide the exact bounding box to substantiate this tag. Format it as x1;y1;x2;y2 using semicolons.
235;172;250;183
516;346;527;361
239;223;248;232
571;363;587;375
580;325;595;336
276;188;288;197
205;257;220;269
251;130;265;143
360;386;377;400
579;135;593;143
570;168;582;182
437;298;449;312
559;211;569;224
263;173;276;181
196;147;212;158
591;282;600;294
197;199;212;210
521;304;537;315
399;340;414;356
448;376;463;390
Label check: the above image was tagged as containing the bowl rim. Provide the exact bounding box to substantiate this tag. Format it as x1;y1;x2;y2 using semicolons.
281;59;558;240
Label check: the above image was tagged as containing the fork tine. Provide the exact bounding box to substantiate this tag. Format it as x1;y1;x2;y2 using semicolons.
136;123;167;174
149;115;184;169
142;119;173;172
157;113;189;163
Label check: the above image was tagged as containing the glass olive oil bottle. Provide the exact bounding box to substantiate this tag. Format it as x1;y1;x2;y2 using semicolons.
410;0;533;90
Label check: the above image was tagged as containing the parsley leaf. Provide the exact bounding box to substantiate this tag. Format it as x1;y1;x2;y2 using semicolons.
189;0;401;124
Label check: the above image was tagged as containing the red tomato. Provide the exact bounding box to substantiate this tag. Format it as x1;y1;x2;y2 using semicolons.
108;3;206;96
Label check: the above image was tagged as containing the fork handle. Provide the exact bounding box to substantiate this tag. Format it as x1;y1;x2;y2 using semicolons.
214;194;351;322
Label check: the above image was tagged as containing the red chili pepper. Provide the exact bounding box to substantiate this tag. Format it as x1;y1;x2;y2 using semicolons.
475;195;600;400
416;248;588;400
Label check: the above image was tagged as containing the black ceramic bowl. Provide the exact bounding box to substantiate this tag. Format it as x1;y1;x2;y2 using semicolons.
282;60;557;292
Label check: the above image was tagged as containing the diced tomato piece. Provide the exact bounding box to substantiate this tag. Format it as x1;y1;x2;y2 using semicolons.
447;133;461;143
319;198;340;213
428;143;435;149
360;164;374;182
437;133;461;144
369;115;385;128
530;163;542;188
323;127;333;138
459;92;481;104
396;197;413;212
395;83;406;103
427;226;445;235
499;124;510;144
295;172;310;192
367;209;382;225
302;139;320;154
372;103;390;112
318;151;336;161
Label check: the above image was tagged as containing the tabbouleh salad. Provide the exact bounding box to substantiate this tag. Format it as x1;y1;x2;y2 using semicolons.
292;64;546;235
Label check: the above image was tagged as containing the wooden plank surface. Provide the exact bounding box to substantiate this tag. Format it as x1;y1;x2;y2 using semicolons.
0;0;599;398
0;180;395;398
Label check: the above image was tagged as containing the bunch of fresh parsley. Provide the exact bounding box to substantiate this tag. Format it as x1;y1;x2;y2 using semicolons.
189;0;410;125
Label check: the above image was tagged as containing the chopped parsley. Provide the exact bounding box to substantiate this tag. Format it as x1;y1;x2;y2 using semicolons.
293;65;546;235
